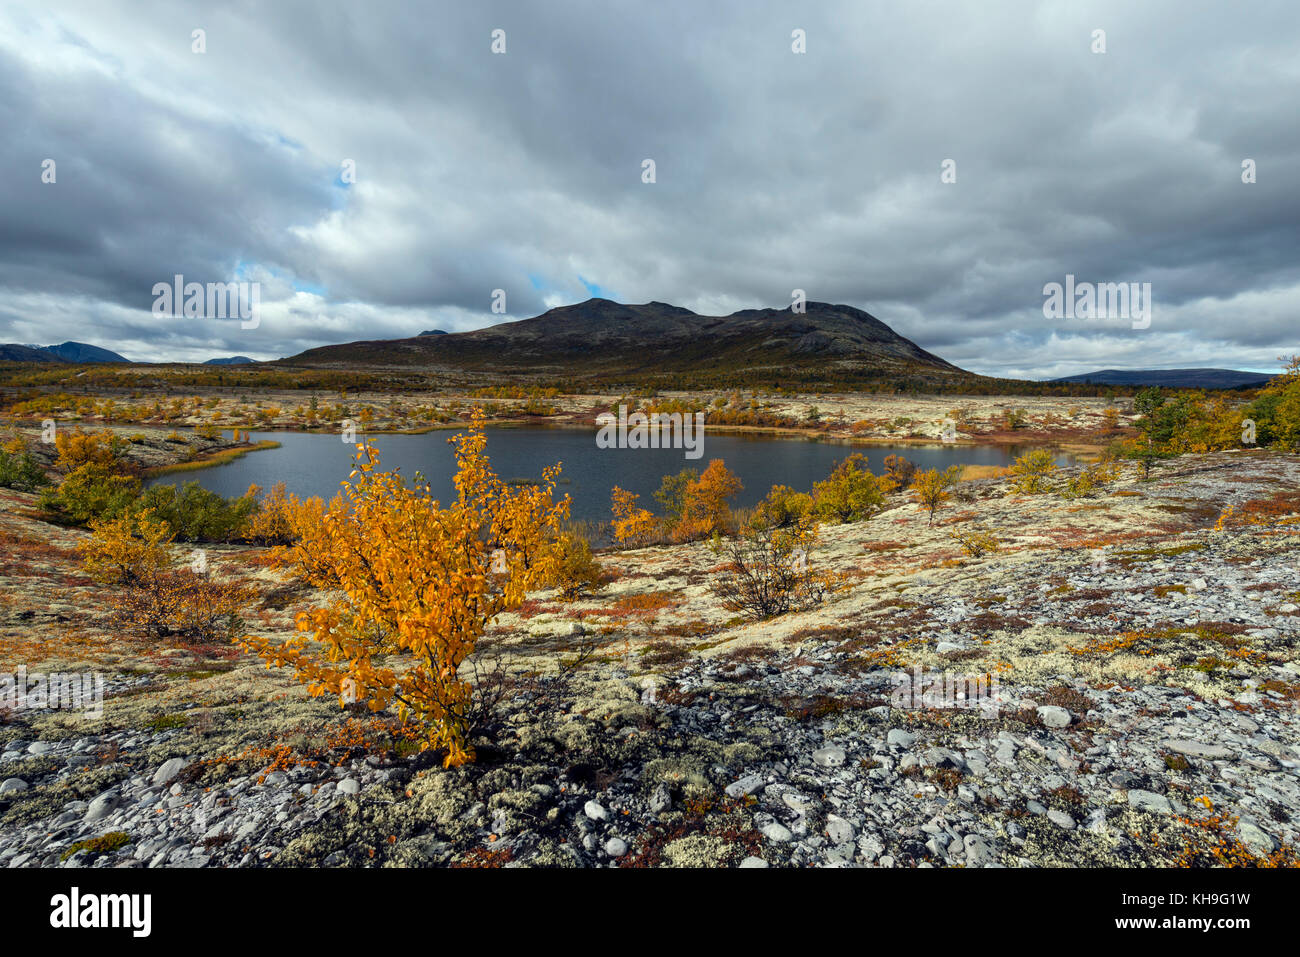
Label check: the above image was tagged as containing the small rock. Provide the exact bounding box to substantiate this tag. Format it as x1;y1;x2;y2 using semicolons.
0;778;28;794
1047;809;1076;829
152;757;186;787
812;747;846;768
583;800;607;822
84;792;119;823
964;834;994;866
1037;706;1071;729
1236;820;1277;856
825;815;855;844
725;774;766;799
781;791;816;816
1162;739;1232;760
761;822;793;843
738;856;768;868
886;729;917;748
1127;789;1172;814
604;838;627;858
648;784;673;815
337;778;360;796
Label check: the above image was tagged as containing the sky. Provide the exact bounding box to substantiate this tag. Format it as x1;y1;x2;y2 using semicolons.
2;1;1297;378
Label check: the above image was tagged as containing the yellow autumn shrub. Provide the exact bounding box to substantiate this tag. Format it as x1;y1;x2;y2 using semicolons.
243;415;570;767
610;485;658;546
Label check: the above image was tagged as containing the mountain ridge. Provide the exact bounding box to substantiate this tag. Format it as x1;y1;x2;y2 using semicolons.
1050;368;1276;390
0;341;131;363
279;298;967;387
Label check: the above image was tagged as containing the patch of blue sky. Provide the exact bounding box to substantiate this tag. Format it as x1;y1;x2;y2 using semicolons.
578;275;616;300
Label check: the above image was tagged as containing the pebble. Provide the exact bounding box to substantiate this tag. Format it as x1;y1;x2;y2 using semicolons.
761;822;793;843
152;758;186;786
1047;809;1076;829
725;774;766;798
812;747;846;768
1037;706;1071;729
1127;790;1172;814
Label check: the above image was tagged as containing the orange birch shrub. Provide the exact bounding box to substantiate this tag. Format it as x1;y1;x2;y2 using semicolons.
243;415;570;767
79;509;173;585
80;508;248;642
673;459;742;541
610;486;657;546
912;465;962;524
54;428;124;472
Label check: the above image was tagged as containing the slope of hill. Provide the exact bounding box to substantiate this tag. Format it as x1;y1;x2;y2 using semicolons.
1050;368;1275;390
38;341;130;363
282;299;969;387
0;344;63;362
1;341;131;363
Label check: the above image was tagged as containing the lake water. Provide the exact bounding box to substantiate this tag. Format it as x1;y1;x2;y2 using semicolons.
148;426;1065;524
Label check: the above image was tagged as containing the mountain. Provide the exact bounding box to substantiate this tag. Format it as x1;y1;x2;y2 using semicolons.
282;299;968;386
204;356;255;365
418;329;449;336
0;344;64;362
1;341;130;363
37;341;130;363
1050;368;1276;390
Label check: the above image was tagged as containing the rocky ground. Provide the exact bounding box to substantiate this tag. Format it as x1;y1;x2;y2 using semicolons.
1;447;1297;868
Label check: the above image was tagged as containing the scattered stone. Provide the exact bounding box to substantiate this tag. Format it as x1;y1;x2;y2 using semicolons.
812;747;846;768
761;822;793;843
1047;809;1076;829
152;758;186;787
1161;739;1232;760
1037;706;1071;729
1127;790;1173;814
725;774;766;798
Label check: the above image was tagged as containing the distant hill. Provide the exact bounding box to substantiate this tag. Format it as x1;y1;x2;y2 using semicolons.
0;344;64;362
418;329;449;336
204;356;255;365
282;299;970;387
1050;368;1276;390
1;341;130;363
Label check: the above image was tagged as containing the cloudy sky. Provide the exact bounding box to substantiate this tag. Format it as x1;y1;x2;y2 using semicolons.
2;1;1297;378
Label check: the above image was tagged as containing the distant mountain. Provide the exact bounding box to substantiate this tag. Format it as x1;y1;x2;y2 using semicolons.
1;341;130;363
418;329;449;336
282;299;969;386
0;344;64;362
204;356;255;365
1050;368;1276;390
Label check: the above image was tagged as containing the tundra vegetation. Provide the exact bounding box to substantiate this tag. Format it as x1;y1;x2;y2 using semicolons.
1;362;1299;867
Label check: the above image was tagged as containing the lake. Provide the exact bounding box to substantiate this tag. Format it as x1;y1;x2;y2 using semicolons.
148;426;1066;524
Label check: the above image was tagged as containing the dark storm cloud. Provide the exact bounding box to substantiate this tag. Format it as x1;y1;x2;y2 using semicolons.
0;0;1296;374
